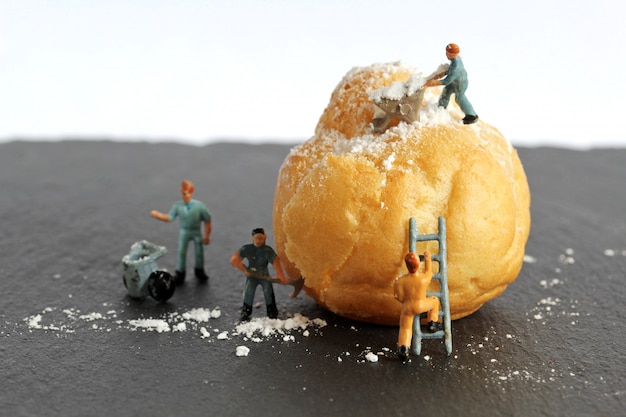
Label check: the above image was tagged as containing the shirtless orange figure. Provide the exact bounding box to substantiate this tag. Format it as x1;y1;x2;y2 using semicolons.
393;251;441;360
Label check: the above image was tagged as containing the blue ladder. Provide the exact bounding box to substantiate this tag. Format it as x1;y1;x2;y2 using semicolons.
408;216;452;356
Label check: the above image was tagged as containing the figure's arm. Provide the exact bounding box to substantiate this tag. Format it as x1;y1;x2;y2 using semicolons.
424;63;450;87
423;251;432;274
203;220;211;245
150;210;170;222
272;256;288;284
424;77;443;87
230;251;249;276
436;60;459;87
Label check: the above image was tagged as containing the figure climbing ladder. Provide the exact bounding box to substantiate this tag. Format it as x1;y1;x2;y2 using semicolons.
408;216;452;356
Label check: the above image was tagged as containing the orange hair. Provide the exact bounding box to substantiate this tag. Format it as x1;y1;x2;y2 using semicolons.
404;253;419;274
446;43;460;54
181;179;195;193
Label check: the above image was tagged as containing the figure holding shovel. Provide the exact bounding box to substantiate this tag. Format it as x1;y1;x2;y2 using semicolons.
230;228;302;321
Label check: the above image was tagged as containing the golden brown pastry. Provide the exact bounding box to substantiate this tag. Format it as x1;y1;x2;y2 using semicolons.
273;62;530;325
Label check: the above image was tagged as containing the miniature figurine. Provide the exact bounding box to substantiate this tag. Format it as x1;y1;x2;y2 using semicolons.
424;43;479;125
393;251;442;361
229;228;288;321
150;179;211;284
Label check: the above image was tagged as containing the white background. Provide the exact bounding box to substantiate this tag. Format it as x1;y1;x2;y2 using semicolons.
1;0;624;148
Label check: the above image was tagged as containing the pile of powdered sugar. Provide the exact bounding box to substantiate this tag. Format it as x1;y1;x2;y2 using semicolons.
21;303;328;358
233;313;327;343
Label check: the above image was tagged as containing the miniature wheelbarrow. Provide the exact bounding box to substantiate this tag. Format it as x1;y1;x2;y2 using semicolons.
122;240;175;302
370;78;426;133
370;64;449;133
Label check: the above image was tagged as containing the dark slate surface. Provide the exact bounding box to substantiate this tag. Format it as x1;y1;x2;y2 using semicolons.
0;141;624;417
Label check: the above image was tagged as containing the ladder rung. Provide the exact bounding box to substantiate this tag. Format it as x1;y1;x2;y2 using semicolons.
414;233;441;242
418;330;445;339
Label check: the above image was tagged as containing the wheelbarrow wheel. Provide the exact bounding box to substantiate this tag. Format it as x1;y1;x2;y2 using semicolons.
148;270;175;302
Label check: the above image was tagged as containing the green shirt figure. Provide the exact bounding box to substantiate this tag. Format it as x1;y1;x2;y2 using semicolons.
230;228;287;321
425;43;479;125
151;179;212;284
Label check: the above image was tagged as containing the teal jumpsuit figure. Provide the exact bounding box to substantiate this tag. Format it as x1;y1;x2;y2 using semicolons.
151;179;212;284
230;228;287;321
425;43;479;125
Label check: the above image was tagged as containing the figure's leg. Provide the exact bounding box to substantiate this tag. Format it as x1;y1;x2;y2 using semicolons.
241;278;259;321
192;234;204;269
177;232;190;272
426;297;442;331
192;234;209;280
397;312;414;360
261;280;278;319
455;93;477;116
438;87;453;108
243;278;259;306
456;94;476;116
175;232;191;284
397;312;414;351
455;92;478;124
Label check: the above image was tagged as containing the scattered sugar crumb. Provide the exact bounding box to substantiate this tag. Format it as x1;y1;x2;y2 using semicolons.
523;255;537;263
236;346;250;357
603;249;615;256
182;307;221;322
540;278;562;289
79;313;104;321
200;327;211;339
540;297;560;306
365;352;379;363
28;314;43;329
129;319;170;333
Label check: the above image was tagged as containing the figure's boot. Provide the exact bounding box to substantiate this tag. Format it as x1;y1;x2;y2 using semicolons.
240;304;253;322
397;345;410;361
462;114;479;124
266;302;278;319
194;268;209;281
427;321;443;332
174;270;186;285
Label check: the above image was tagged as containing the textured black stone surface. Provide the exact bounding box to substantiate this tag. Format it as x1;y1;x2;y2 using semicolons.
1;141;624;417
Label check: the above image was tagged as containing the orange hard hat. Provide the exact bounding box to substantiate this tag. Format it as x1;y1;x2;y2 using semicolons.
446;43;460;54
